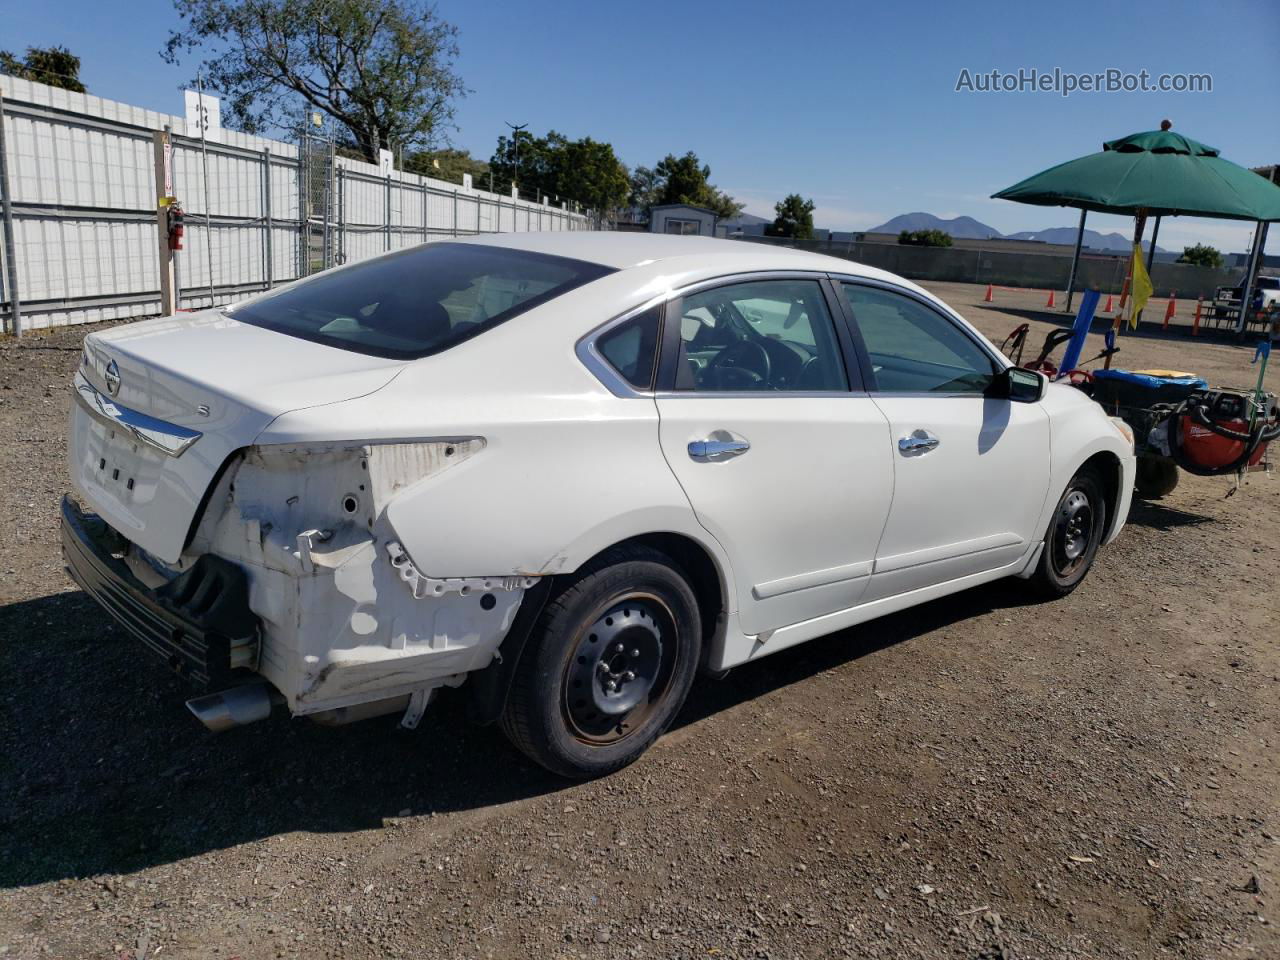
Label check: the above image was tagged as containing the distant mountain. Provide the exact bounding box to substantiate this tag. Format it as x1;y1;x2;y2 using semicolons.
868;212;1000;239
1005;227;1166;253
867;211;1168;252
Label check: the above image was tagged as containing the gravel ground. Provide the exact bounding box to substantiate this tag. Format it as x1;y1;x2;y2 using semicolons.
2;284;1278;960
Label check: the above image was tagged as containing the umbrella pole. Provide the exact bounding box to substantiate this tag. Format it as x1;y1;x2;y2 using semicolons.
1235;221;1267;336
1145;216;1161;273
1065;208;1087;312
1106;210;1147;369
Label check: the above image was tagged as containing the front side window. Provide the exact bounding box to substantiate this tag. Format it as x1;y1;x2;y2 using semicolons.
230;243;613;360
675;279;848;392
842;283;996;394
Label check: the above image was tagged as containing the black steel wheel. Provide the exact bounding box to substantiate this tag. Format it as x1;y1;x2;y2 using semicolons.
1028;467;1108;598
562;595;678;745
501;545;702;779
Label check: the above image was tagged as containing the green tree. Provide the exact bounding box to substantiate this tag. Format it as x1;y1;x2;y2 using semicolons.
553;137;630;214
637;151;743;218
898;229;953;247
654;152;711;206
0;45;86;92
768;194;816;239
1177;243;1223;268
488;130;629;213
489;129;554;194
163;0;465;162
628;164;662;210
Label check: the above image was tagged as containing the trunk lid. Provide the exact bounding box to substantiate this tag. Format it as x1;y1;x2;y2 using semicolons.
70;310;405;563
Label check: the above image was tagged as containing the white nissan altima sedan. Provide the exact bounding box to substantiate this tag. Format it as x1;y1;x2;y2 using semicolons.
63;233;1135;777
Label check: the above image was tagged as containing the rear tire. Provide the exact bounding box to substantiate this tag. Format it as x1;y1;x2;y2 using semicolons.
500;545;702;779
1027;467;1107;599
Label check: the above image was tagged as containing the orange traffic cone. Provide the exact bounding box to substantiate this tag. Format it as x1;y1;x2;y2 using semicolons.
984;283;994;302
1192;297;1203;336
1103;293;1114;312
1163;291;1177;330
1046;289;1056;308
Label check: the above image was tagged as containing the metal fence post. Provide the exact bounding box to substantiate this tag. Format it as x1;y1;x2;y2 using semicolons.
421;184;428;243
336;166;345;264
321;140;334;270
452;189;459;237
297;144;307;278
262;149;273;288
384;174;392;251
195;75;216;306
0;92;22;337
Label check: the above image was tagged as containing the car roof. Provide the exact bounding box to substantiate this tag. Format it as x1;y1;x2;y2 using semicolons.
448;230;893;277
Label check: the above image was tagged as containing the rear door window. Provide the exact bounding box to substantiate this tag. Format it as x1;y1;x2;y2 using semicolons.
674;279;849;392
230;243;613;359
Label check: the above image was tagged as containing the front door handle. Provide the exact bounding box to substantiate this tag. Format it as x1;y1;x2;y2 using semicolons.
898;429;940;455
688;438;750;462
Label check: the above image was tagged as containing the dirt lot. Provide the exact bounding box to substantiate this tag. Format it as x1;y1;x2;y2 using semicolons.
2;283;1278;960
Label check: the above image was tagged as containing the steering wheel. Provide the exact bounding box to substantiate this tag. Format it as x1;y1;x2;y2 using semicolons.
703;339;771;389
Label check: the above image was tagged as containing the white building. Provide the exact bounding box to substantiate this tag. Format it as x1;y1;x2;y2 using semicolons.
649;203;719;237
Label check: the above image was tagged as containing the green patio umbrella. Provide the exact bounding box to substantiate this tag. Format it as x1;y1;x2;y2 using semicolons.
993;122;1280;325
994;127;1280;221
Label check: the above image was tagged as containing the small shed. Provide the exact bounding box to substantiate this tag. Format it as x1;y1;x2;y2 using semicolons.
649;203;719;237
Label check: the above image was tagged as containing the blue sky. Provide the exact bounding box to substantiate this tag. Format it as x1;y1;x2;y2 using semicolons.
8;0;1280;253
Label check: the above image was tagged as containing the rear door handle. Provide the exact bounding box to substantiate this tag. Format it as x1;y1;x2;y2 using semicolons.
898;429;940;455
688;439;750;462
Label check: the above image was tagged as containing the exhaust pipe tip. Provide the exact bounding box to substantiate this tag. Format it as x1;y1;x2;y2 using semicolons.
186;682;275;732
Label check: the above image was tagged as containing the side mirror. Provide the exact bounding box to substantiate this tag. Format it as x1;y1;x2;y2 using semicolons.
988;366;1046;403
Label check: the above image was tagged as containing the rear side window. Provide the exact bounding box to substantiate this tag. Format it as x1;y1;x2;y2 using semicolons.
597;307;661;390
230;242;613;359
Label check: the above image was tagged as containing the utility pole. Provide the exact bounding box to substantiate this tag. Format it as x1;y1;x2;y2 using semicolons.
505;121;527;195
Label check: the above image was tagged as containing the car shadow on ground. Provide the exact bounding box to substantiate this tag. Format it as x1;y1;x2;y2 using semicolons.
0;577;1043;889
1125;497;1217;531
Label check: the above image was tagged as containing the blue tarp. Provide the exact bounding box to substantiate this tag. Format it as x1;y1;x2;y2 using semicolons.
1091;369;1208;390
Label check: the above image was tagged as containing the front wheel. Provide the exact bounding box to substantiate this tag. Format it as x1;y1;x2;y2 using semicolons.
500;545;702;779
1027;467;1107;598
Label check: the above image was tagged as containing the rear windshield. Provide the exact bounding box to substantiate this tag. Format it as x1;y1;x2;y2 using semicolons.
229;242;613;359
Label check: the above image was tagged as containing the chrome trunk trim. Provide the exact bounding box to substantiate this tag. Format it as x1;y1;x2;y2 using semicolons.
72;371;202;457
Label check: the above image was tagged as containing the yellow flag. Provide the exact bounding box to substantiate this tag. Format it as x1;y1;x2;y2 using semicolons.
1127;242;1153;329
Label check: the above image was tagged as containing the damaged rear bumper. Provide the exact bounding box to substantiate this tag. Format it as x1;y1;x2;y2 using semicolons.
60;495;259;689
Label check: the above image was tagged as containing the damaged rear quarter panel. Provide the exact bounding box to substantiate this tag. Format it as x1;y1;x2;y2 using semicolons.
197;439;525;712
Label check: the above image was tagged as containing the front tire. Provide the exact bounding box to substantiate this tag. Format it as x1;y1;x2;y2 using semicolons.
1028;467;1107;598
500;545;702;779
